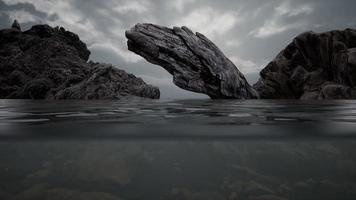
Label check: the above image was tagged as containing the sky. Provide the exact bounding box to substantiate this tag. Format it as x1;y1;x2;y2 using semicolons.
1;0;356;99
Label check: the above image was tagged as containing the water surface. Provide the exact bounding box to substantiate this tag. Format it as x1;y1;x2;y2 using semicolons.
0;99;356;200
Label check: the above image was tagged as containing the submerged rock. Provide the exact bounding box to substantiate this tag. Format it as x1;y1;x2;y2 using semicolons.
126;23;258;99
254;29;356;99
0;23;159;99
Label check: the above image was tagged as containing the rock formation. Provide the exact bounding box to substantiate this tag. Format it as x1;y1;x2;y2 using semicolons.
126;23;356;100
11;19;21;31
0;22;159;99
5;20;355;100
254;29;356;99
126;23;258;99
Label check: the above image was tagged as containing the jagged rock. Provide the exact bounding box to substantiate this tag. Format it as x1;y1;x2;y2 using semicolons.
254;29;356;99
126;23;258;99
11;19;21;31
127;23;356;100
0;23;160;100
53;62;160;100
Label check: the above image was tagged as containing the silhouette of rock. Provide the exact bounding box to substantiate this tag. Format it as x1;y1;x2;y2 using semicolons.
0;23;159;99
126;23;258;99
254;29;356;99
11;19;21;31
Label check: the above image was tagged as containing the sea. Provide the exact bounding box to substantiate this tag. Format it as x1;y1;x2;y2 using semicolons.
0;99;356;200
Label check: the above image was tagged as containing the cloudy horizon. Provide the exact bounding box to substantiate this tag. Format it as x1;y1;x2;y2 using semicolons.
1;0;355;99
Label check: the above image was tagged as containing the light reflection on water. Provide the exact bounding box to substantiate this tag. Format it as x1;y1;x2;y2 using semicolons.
0;99;356;200
0;99;356;139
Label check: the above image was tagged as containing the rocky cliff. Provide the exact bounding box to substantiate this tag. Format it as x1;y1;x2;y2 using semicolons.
126;23;258;99
254;29;356;99
0;23;160;99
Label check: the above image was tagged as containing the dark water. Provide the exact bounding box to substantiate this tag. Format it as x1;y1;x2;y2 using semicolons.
0;99;356;200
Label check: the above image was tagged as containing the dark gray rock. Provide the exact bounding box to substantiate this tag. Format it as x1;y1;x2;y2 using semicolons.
127;23;356;100
0;23;159;100
126;23;258;99
254;29;356;99
53;62;160;100
11;19;21;31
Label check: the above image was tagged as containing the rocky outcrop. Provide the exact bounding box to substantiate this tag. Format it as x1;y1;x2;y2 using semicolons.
0;22;159;99
11;19;21;31
254;29;356;99
127;23;356;100
126;23;258;99
7;21;354;100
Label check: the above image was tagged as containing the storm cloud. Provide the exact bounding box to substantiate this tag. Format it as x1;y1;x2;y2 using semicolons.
1;0;355;99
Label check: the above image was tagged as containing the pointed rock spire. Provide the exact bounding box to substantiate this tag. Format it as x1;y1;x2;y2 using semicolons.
11;19;21;31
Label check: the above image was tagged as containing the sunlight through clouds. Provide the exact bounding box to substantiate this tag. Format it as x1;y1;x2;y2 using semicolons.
114;1;151;14
250;0;314;38
176;7;240;39
275;1;313;17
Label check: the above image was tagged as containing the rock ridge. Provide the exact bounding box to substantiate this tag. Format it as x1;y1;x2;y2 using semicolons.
0;21;160;100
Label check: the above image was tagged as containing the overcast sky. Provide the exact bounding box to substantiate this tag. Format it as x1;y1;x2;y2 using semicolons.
1;0;355;99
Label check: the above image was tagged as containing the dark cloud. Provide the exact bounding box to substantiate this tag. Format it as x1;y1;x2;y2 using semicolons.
0;0;58;30
0;0;45;16
0;0;355;99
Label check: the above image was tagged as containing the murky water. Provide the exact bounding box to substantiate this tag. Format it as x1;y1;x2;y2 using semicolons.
0;99;356;200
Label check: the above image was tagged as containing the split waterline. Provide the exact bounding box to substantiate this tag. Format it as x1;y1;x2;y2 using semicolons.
0;99;356;199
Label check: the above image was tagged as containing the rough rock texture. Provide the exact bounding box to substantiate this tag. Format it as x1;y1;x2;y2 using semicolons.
254;29;356;99
127;23;356;100
0;23;159;99
126;23;258;99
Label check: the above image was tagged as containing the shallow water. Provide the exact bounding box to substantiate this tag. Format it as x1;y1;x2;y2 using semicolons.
0;99;356;200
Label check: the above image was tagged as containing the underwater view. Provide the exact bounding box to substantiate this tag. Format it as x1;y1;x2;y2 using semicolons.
1;99;356;200
1;0;356;199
